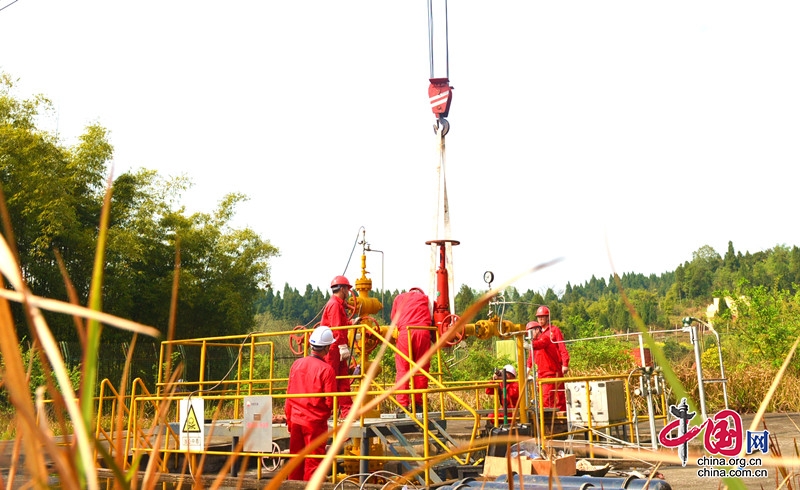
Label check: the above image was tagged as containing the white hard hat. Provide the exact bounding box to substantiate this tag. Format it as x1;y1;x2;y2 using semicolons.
503;364;517;377
310;326;335;347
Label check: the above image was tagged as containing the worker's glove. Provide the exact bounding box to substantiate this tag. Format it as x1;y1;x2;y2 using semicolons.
561;365;569;376
339;344;351;361
353;316;362;325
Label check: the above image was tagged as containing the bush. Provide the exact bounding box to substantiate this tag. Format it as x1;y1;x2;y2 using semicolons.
445;338;513;382
569;338;633;374
661;338;692;362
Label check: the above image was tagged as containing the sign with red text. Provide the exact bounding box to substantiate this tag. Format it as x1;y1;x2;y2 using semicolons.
243;395;273;452
658;398;769;479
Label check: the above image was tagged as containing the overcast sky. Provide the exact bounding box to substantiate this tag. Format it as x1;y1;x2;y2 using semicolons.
2;1;799;297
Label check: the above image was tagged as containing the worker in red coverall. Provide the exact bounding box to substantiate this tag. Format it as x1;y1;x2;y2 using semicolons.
485;364;520;423
526;305;570;410
285;326;337;481
320;275;354;418
391;287;433;414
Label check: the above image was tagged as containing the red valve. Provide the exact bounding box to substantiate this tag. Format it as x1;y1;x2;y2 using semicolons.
289;325;309;356
438;314;464;347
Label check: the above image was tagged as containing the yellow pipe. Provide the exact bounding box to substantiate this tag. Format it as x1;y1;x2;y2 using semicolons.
515;336;529;424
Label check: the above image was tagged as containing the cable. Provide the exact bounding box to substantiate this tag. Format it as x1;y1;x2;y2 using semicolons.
342;226;364;275
0;0;21;13
185;333;253;400
332;469;419;490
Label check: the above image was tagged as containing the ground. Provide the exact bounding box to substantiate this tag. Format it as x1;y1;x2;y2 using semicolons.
622;411;798;490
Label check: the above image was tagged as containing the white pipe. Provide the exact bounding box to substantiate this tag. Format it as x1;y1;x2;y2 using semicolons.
638;334;659;450
685;325;708;420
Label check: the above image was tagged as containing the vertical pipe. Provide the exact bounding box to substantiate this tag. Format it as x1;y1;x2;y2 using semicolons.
712;329;729;409
689;325;708;419
156;342;165;397
638;334;658;450
199;340;207;397
268;341;275;395
408;326;415;413
515;336;529;423
423;402;431;484
359;435;369;484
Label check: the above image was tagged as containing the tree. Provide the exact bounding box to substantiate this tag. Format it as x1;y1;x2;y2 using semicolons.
683;245;721;298
723;241;739;271
2;76;111;337
453;284;474;317
1;74;279;341
728;284;800;371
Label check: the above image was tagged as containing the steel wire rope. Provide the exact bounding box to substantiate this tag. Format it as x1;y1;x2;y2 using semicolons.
342;226;365;276
292;225;366;332
340;226;366;368
0;0;21;13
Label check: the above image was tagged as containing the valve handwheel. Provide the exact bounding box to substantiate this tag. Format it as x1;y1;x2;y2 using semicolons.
261;441;284;472
289;325;309;356
346;288;361;320
355;316;381;354
439;314;463;346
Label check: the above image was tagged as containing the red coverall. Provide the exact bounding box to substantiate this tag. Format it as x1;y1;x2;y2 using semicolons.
285;354;337;481
320;295;353;417
391;290;433;409
485;380;520;421
527;324;570;410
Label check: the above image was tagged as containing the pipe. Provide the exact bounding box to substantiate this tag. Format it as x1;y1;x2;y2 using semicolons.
638;334;659;450
709;326;729;409
500;474;633;487
359;436;369;484
502;473;672;490
447;476;596;490
684;324;708;419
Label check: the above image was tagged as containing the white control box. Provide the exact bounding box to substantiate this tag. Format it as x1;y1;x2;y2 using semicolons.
565;380;627;425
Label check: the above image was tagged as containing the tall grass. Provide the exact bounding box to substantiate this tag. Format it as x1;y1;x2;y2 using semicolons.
0;186;161;490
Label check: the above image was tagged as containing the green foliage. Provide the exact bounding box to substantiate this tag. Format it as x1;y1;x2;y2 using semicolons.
445;338;511;382
0;341;82;404
660;338;692;362
726;283;800;371
701;345;725;372
565;316;631;372
1;75;279;342
251;312;300;365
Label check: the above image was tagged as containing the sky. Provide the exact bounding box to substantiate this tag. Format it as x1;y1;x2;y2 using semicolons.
2;1;799;298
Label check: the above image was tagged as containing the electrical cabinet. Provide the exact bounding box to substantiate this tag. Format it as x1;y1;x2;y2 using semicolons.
565;380;627;425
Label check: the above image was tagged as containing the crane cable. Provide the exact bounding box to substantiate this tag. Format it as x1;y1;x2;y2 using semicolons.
427;0;449;80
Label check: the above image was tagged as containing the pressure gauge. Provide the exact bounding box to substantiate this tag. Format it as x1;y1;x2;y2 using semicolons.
483;271;494;284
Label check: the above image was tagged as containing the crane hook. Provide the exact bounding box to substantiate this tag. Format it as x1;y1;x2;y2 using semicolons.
433;117;450;136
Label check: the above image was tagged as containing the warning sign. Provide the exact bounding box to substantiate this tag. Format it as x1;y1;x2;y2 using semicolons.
179;398;205;451
183;404;202;433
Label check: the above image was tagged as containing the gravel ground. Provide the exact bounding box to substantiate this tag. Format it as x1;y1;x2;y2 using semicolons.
636;411;799;490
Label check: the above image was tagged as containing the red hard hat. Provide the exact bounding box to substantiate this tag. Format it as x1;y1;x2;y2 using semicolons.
526;321;541;330
536;305;550;317
331;275;352;289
